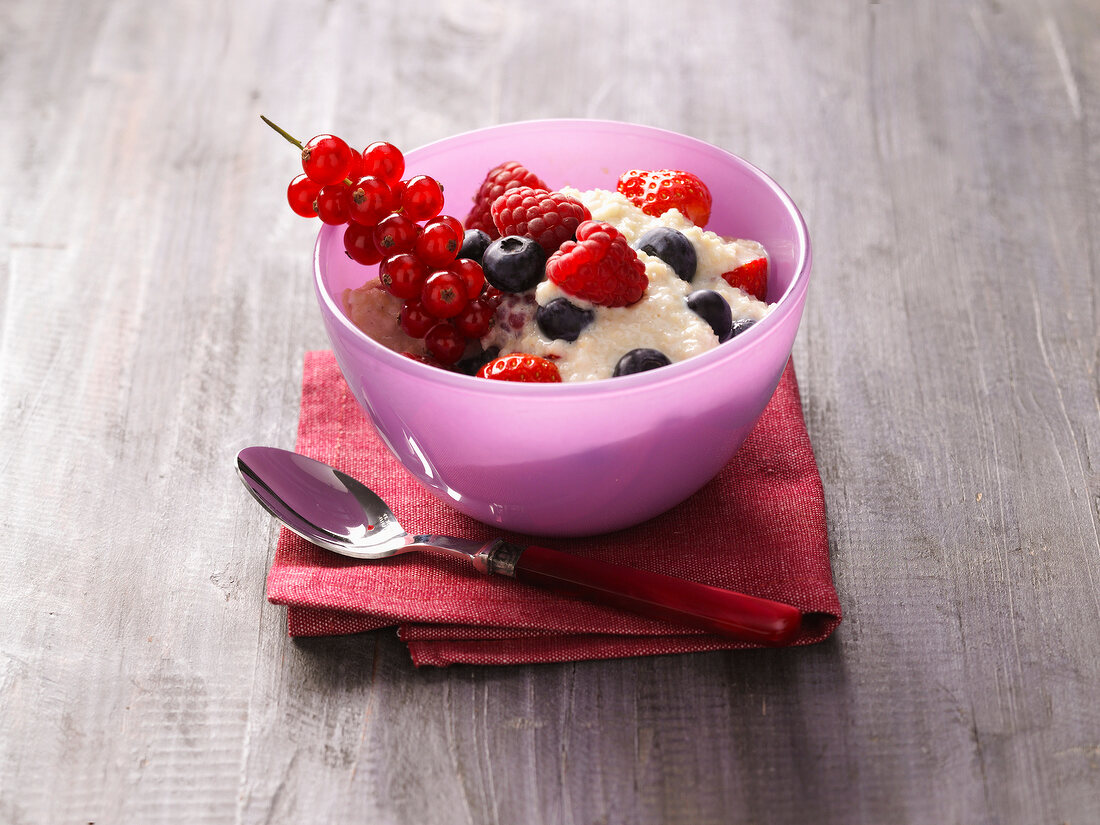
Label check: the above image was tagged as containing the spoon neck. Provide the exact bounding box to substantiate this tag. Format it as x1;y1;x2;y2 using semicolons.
410;535;506;573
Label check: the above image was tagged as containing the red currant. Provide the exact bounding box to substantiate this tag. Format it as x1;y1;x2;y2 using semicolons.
424;322;465;365
483;286;505;308
347;147;364;179
343;223;382;265
399;301;435;338
301;134;354;185
345;176;396;226
315;184;351;225
421;270;468;319
287;174;322;218
373;214;421;257
454;298;494;338
449;258;485;300
402;351;440;366
432;214;463;240
379;253;427;299
414;220;461;268
400;175;445;221
361;142;405;187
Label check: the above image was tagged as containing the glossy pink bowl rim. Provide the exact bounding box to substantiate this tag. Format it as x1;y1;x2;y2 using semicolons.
314;118;811;395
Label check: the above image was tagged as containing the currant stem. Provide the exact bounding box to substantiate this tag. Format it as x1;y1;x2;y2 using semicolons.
260;115;304;150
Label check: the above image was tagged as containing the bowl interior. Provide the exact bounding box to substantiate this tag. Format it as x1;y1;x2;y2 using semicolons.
318;119;808;320
311;119;811;533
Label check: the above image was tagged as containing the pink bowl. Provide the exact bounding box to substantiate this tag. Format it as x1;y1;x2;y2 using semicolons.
314;119;811;536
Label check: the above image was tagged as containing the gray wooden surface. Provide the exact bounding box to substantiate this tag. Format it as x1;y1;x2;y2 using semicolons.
2;0;1098;822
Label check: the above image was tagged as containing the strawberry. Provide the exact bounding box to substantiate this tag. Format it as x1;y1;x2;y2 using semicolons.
721;258;768;301
476;353;562;383
490;187;591;255
616;169;712;227
545;220;647;307
465;161;548;239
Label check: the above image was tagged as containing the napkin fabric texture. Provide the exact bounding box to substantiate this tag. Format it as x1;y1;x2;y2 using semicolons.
265;351;841;666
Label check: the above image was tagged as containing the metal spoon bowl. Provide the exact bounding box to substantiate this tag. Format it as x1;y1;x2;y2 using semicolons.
237;446;802;644
237;446;496;567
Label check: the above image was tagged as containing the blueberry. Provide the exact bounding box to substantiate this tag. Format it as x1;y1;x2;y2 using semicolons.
454;346;500;376
634;227;697;282
686;290;733;341
458;229;491;264
613;348;672;377
482;235;547;293
727;317;757;339
536;297;594;342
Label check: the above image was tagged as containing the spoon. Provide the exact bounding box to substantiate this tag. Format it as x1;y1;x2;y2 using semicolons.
236;446;802;645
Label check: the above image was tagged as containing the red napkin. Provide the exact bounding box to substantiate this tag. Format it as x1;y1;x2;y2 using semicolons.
265;351;841;666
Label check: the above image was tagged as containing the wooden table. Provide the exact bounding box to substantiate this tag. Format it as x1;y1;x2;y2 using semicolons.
3;1;1098;821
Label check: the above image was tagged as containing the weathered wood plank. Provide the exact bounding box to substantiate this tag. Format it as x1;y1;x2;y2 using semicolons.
1;0;1097;823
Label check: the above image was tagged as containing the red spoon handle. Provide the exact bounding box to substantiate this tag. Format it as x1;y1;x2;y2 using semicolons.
511;544;802;645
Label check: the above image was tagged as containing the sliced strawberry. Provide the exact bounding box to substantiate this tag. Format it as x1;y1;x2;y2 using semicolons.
616;169;712;227
721;258;768;301
476;353;562;383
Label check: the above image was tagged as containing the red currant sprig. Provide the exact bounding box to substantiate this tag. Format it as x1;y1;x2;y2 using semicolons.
263;115;493;369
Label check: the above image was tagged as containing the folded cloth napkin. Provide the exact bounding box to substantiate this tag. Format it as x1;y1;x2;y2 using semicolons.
265;351;842;666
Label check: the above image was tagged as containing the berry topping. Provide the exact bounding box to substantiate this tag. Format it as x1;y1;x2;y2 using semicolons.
535;297;594;342
421;270;468;319
347;147;364;179
612;348;671;377
465;161;549;239
379;252;428;299
634;227;697;282
373;214;421;257
720;258;768;301
424;322;466;365
453;298;494;338
287;174;322;218
301;134;354;185
459;229;492;264
545;220;647;307
490;187;591;255
686;290;733;341
343;223;383;265
399;301;436;338
361;141;404;186
315;184;351;225
727;317;757;339
449;257;486;299
346;176;396;226
482;235;547;293
401;351;441;366
433;214;464;241
414;218;462;268
454;346;500;376
617;169;712;227
400;175;445;221
477;353;562;383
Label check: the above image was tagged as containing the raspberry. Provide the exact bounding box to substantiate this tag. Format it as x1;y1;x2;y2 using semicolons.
720;258;768;301
465;161;548;239
617;169;712;227
545;221;647;307
490;187;591;255
476;353;562;383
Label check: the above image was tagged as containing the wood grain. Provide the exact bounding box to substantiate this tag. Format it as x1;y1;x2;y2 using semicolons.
1;0;1097;822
